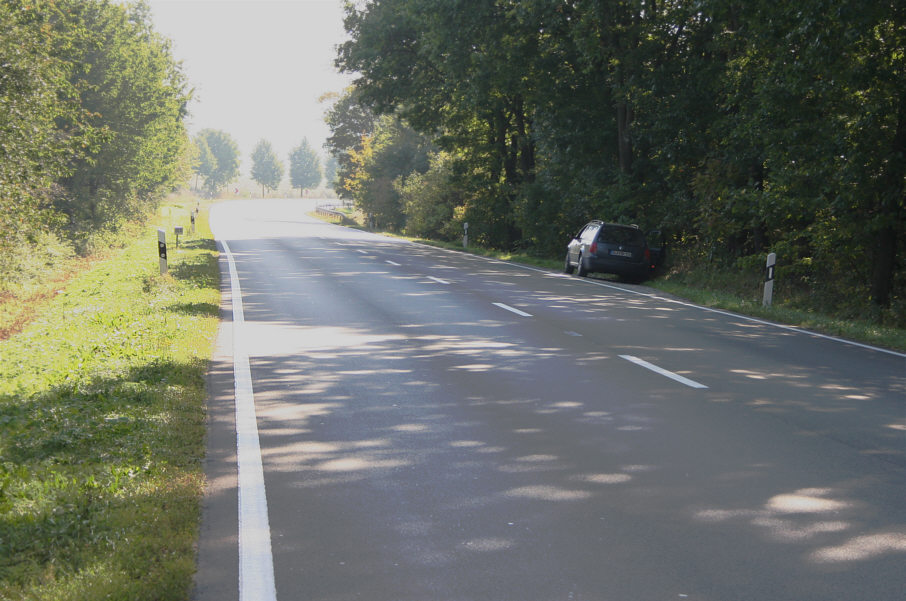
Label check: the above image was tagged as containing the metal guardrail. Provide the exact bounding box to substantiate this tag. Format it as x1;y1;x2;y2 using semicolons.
315;203;348;221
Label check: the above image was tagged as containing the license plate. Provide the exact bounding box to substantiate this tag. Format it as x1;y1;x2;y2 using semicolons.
610;250;632;257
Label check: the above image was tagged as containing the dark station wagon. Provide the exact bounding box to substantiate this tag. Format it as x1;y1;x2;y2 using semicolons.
564;221;662;282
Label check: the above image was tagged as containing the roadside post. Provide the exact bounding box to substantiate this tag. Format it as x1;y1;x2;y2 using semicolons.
763;252;776;307
463;222;469;248
190;211;196;234
157;228;168;275
174;225;184;249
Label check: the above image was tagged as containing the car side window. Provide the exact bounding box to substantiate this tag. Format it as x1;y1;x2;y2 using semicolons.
580;225;598;243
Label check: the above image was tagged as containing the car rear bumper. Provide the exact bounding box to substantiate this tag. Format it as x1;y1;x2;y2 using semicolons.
586;256;649;278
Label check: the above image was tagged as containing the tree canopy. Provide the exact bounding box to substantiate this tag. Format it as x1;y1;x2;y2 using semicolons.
191;134;215;192
197;129;241;197
333;0;906;319
1;0;193;287
251;139;284;197
288;139;323;195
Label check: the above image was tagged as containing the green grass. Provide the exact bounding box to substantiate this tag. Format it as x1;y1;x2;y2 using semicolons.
0;196;220;600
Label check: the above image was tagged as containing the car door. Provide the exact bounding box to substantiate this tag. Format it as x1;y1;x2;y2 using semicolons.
568;224;590;263
578;223;598;259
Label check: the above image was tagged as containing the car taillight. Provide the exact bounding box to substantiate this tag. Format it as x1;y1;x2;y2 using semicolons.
590;242;598;255
645;248;653;267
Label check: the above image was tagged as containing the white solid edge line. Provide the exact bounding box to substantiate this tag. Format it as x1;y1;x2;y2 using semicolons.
619;355;709;389
221;240;278;601
493;302;533;317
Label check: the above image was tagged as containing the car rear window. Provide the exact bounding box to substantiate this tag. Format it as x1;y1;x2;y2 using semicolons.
598;226;644;246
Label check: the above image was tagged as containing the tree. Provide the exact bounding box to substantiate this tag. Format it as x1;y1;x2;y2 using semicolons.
732;0;906;308
324;87;376;198
344;116;433;230
0;1;82;289
337;0;543;247
397;151;462;240
323;154;339;189
2;0;192;280
192;134;215;192
251;140;284;196
198;129;240;197
288;139;322;196
49;0;192;243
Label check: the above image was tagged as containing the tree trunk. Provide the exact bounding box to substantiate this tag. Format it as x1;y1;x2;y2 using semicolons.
870;96;906;307
499;108;516;185
870;225;897;307
487;109;506;183
616;102;634;174
514;96;535;184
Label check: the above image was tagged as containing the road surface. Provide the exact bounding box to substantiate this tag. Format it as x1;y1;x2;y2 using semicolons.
197;198;905;601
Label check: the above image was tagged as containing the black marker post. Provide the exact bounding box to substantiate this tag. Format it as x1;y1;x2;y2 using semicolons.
158;228;168;275
763;252;776;307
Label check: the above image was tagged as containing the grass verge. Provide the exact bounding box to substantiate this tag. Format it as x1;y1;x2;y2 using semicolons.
0;195;219;600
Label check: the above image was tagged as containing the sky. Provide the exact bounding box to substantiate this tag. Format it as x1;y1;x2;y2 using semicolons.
147;0;355;175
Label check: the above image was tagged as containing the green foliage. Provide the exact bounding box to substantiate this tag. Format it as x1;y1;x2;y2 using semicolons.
334;0;905;322
196;129;240;197
250;139;284;196
324;87;376;198
288;138;322;194
191;134;215;191
0;2;82;279
398;152;463;240
1;0;193;287
48;0;193;246
323;154;339;189
344;116;433;230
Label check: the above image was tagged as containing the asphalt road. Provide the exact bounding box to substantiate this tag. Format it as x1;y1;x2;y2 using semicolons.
197;198;905;601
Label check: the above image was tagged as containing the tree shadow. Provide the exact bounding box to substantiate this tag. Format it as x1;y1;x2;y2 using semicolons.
167;301;219;317
0;357;206;592
180;237;217;252
169;251;219;289
205;233;906;600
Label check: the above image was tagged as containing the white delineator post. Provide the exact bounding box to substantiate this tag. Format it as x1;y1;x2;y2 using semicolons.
158;228;168;275
463;222;469;248
763;252;776;307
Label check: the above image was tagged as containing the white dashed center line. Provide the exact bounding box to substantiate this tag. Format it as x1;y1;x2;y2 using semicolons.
493;302;532;317
619;355;708;389
427;276;450;285
385;260;401;266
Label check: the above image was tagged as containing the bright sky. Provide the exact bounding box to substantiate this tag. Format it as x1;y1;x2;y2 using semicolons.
147;0;355;174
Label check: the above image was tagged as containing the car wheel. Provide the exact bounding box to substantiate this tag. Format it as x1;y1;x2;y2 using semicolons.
576;255;588;277
564;252;575;274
